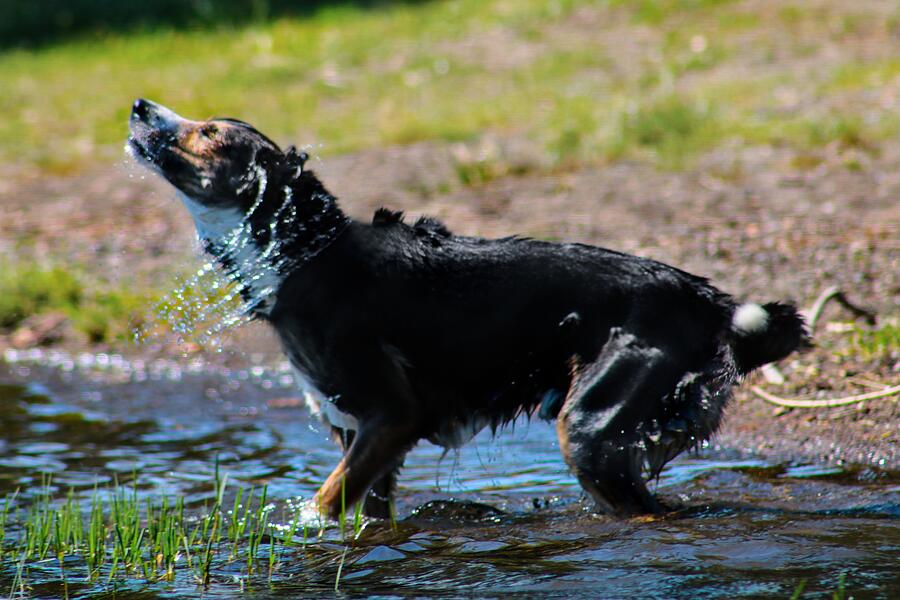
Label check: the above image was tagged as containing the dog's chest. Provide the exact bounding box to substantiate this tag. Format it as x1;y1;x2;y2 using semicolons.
290;363;487;448
290;365;359;431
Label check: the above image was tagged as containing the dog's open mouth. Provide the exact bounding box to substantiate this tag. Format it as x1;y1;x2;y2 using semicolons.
126;116;165;171
126;134;155;164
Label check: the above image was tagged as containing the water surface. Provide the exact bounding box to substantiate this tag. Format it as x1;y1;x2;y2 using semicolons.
0;351;897;598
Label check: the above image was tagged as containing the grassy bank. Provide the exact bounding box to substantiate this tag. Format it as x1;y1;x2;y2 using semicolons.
0;263;147;345
2;0;899;173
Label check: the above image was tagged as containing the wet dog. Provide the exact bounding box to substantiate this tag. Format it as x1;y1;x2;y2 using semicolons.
128;99;809;519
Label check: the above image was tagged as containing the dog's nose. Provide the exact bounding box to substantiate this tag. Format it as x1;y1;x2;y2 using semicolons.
132;98;151;121
130;99;185;132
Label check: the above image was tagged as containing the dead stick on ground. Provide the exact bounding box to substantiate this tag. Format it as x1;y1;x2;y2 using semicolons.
751;384;900;409
803;285;877;334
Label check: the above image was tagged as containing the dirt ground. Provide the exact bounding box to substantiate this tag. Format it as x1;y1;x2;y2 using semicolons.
1;136;897;469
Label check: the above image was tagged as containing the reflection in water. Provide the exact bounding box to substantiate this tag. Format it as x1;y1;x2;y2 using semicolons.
0;354;897;598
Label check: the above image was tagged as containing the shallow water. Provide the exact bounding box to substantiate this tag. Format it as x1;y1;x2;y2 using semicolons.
0;351;897;598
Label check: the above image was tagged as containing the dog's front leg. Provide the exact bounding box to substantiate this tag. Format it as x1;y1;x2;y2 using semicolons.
330;426;405;519
315;419;415;519
361;460;403;519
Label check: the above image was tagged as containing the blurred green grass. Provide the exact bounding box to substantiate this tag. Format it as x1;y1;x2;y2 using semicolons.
0;262;147;344
2;0;900;348
843;322;900;363
1;0;898;174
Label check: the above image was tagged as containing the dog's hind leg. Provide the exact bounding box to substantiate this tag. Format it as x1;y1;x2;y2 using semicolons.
315;418;416;519
557;328;684;516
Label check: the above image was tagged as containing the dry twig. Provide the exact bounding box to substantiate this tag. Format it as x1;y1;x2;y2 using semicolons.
751;286;886;408
803;285;877;334
750;384;900;409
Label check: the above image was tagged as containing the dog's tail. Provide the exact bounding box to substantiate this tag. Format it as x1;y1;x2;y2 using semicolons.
729;302;810;374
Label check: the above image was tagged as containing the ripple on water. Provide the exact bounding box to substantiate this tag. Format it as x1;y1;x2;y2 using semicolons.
0;361;898;598
15;441;70;454
781;463;846;478
0;454;67;472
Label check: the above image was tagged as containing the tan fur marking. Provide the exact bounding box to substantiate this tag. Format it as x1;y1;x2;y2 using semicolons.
314;421;416;519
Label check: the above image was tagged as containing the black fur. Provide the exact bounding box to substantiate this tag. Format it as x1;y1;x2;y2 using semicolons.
262;170;808;515
129;99;810;518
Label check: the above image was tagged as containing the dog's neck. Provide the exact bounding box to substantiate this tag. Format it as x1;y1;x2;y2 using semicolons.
184;171;350;317
179;192;246;241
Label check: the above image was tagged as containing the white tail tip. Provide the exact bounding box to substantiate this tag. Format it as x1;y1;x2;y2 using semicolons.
733;303;769;334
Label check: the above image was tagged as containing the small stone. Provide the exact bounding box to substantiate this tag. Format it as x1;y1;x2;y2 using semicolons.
355;545;405;565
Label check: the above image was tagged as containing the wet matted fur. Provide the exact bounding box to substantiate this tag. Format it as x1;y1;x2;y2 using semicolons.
128;99;810;518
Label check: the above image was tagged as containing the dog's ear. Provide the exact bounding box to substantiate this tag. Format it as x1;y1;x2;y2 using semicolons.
252;144;283;170
284;145;310;174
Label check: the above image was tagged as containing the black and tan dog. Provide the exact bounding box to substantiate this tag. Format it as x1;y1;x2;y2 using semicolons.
128;99;809;519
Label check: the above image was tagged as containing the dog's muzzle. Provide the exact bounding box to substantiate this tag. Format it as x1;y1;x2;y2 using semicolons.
130;98;184;133
128;98;186;165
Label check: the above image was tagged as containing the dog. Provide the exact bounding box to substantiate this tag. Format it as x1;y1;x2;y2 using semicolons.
128;98;809;519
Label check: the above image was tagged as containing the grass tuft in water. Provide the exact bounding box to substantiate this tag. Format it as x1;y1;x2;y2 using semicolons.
790;579;807;600
0;489;17;559
832;573;847;600
790;572;853;600
0;465;360;594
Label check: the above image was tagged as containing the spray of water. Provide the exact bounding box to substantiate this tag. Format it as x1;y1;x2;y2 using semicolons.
131;140;350;356
135;164;291;350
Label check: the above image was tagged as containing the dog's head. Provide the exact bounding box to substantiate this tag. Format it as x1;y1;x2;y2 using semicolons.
128;99;297;214
128;100;349;310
